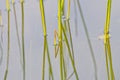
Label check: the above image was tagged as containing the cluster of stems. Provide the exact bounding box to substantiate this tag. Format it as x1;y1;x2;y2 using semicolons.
2;0;115;80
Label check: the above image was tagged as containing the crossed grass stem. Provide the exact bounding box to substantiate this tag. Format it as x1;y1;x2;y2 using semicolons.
57;0;79;80
104;0;115;79
54;23;79;80
63;0;77;78
39;0;54;80
42;36;54;80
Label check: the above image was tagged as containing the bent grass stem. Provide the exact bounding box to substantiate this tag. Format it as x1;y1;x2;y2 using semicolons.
4;0;10;79
12;1;22;66
76;0;98;79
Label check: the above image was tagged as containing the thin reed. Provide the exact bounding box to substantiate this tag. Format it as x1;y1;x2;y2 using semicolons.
55;0;79;80
4;0;10;80
75;0;98;79
20;0;26;80
12;0;22;66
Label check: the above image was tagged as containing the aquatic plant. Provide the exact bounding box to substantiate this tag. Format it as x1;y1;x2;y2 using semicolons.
54;0;79;80
39;0;54;80
104;0;115;80
4;0;10;80
20;0;26;80
12;0;22;66
75;0;98;79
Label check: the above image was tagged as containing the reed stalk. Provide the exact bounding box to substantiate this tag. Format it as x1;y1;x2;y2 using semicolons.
65;0;76;78
75;0;98;79
12;0;22;66
104;0;115;79
4;0;10;80
61;25;79;80
56;0;79;79
39;0;54;80
58;0;64;80
20;0;26;80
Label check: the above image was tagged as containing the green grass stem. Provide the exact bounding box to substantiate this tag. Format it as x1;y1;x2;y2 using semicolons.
21;1;26;80
4;10;10;80
12;2;22;66
76;0;98;79
104;0;115;80
62;25;79;80
39;1;54;80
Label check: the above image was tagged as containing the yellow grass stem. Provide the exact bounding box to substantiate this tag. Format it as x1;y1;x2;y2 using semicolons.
107;40;115;80
20;1;26;80
76;0;98;79
46;38;54;80
12;0;14;4
39;1;46;80
39;1;54;80
66;0;75;61
61;25;79;80
104;0;115;80
66;0;70;20
61;0;64;14
6;0;10;11
61;1;75;79
42;38;46;80
58;0;62;41
64;1;77;78
57;0;79;79
39;0;47;36
58;0;64;80
59;41;64;80
104;0;111;36
20;0;24;3
61;0;74;62
54;29;67;80
4;0;10;80
105;45;110;80
62;56;67;80
104;0;111;44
